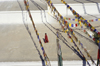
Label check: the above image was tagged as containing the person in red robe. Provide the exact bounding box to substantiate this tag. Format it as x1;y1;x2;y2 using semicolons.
43;33;49;43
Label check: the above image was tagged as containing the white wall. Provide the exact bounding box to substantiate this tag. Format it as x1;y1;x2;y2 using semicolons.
0;11;23;24
0;0;23;1
0;11;49;24
54;4;67;16
67;3;84;15
0;3;100;24
48;3;100;16
0;60;96;66
84;3;99;14
48;4;67;17
67;3;100;15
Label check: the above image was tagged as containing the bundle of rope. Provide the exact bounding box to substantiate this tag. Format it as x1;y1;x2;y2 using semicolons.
45;0;96;66
30;0;92;66
24;0;51;66
61;0;100;45
17;1;46;66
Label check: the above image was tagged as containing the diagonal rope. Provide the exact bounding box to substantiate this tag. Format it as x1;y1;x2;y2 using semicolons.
17;0;45;66
24;0;51;66
45;0;96;65
61;0;100;45
47;12;96;45
30;0;86;62
31;0;95;66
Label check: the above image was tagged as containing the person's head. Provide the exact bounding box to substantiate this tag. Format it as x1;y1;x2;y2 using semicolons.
45;33;47;35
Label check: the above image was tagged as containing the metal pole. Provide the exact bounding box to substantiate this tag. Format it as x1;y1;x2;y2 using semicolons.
56;30;63;66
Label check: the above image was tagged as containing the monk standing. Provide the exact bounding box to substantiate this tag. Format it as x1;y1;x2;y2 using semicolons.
43;33;49;43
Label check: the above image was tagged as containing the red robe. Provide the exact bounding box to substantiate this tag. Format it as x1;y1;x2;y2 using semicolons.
97;49;100;59
44;34;49;43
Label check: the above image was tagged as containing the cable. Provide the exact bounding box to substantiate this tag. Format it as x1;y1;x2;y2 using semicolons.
31;0;90;64
46;0;97;65
47;10;97;46
61;0;100;46
17;0;45;66
24;0;51;66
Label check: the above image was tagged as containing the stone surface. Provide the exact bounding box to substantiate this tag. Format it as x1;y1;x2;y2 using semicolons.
0;19;99;61
0;0;100;62
0;0;100;11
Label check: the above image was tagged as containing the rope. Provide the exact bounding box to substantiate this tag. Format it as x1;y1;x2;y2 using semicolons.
17;0;45;66
49;11;99;46
33;0;92;65
46;0;96;65
61;0;100;45
48;12;97;46
24;0;51;66
48;12;81;27
31;0;86;62
63;0;100;45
